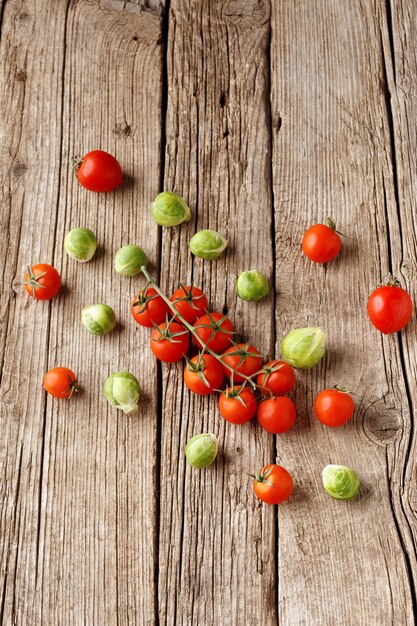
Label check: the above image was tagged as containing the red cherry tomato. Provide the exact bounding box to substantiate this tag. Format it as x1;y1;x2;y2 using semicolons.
184;354;224;395
253;464;293;504
24;264;61;300
367;277;412;334
257;396;296;434
193;312;234;353
221;343;263;383
75;150;123;192
302;219;342;264
131;288;170;328
218;385;257;424
170;285;208;324
256;360;295;395
43;367;77;399
150;320;189;362
314;388;354;427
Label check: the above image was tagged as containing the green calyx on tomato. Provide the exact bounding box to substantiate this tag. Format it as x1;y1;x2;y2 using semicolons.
151;316;188;344
250;466;273;486
221;383;249;406
172;283;206;310
258;361;284;385
24;265;48;296
194;311;235;343
222;342;261;367
132;285;160;315
377;274;401;289
184;353;211;388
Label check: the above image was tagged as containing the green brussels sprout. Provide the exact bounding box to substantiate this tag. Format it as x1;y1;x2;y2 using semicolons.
81;304;116;335
104;372;140;414
281;327;326;369
114;244;148;277
185;433;218;468
322;464;360;500
64;227;97;262
151;191;191;227
189;229;228;260
235;270;269;302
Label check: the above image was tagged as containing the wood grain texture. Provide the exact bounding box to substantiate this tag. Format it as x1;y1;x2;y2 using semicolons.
0;1;164;624
2;0;417;624
157;1;277;624
271;0;416;623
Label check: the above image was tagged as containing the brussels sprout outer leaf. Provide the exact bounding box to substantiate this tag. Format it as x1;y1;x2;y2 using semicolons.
322;464;360;500
185;433;218;468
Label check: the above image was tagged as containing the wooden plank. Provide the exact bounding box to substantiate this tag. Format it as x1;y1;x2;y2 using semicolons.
0;2;71;624
0;1;164;624
157;1;277;624
271;1;416;623
383;0;417;596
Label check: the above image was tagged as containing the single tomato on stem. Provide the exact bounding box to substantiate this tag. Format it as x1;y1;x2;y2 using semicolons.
131;288;170;328
150;319;189;362
302;218;342;264
256;359;295;395
184;354;224;395
314;387;354;427
218;385;257;424
170;285;208;324
74;150;123;192
367;275;412;334
253;464;293;504
43;367;78;399
24;264;61;300
193;312;234;353
257;396;296;434
221;342;263;383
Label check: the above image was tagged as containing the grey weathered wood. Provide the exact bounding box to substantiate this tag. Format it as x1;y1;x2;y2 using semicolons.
0;1;164;624
2;0;417;623
157;1;277;624
271;0;416;623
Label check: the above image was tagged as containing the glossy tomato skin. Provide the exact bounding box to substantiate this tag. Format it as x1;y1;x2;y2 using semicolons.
193;312;234;353
76;150;123;192
24;264;61;300
43;367;77;399
170;286;208;324
314;388;354;427
367;285;412;334
131;288;170;328
218;386;257;424
256;360;295;395
253;464;293;504
184;355;224;395
257;396;296;434
150;322;189;362
302;224;342;263
221;343;263;383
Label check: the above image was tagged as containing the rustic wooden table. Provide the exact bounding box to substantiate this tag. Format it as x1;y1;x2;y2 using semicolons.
1;0;416;624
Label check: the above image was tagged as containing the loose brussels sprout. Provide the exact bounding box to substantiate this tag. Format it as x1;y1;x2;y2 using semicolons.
114;244;148;277
322;464;360;500
189;229;228;260
104;372;140;414
151;191;191;227
235;270;269;302
185;433;218;468
64;227;97;262
281;327;326;369
81;303;116;335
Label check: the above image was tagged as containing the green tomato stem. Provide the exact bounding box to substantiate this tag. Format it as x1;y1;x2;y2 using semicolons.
140;266;265;389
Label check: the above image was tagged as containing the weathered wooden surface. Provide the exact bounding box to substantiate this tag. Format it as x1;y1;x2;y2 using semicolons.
271;1;417;623
1;0;417;624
